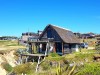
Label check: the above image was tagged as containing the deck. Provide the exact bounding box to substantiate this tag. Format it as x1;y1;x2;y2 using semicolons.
19;53;46;72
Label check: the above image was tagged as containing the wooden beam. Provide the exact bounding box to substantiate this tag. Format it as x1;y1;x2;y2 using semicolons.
32;43;34;53
62;42;64;55
53;43;56;53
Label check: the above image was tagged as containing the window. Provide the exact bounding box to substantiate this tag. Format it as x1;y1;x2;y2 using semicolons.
47;29;52;38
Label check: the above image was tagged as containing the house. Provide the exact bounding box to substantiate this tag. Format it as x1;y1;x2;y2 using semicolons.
74;32;96;39
21;32;38;42
28;24;80;55
95;35;100;44
74;32;82;38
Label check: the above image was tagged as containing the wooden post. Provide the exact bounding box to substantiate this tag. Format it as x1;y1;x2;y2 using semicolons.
31;43;32;53
45;43;48;56
36;56;41;72
53;43;56;53
62;42;64;55
25;56;29;63
20;55;22;64
32;43;34;54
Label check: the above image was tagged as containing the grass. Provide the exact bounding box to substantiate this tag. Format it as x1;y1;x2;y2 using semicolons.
47;53;65;61
0;40;24;47
0;40;26;74
13;62;37;74
11;49;100;75
75;62;100;75
1;40;98;75
0;40;26;51
65;49;99;62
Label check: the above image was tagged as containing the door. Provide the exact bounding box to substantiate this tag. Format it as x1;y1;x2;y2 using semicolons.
56;42;62;53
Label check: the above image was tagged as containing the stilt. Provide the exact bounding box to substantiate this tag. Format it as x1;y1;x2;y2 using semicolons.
36;56;41;72
20;55;23;64
62;42;64;55
45;43;48;56
25;56;29;63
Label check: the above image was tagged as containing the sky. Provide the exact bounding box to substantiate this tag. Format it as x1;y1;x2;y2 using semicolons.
0;0;100;37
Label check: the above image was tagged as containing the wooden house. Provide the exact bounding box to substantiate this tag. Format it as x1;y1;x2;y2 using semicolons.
28;24;80;55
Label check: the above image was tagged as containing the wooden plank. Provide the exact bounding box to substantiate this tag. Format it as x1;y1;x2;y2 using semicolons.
21;54;45;57
62;42;64;55
53;43;56;53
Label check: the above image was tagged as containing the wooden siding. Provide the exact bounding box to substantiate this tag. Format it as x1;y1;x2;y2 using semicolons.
40;26;62;42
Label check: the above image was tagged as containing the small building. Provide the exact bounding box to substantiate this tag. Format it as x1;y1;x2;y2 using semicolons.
29;24;80;55
95;35;100;44
21;32;38;42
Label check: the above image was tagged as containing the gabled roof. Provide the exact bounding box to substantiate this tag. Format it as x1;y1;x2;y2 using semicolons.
40;24;80;43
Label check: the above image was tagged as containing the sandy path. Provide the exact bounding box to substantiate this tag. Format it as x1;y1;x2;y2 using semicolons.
0;67;6;75
0;48;6;50
4;50;16;67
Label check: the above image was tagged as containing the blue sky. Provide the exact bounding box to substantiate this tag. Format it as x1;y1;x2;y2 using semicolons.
0;0;100;37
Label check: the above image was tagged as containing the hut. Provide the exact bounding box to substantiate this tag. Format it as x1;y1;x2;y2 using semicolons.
28;24;80;55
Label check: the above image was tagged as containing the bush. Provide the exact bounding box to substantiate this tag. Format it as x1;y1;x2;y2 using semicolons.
75;63;100;75
1;62;13;73
41;61;51;70
0;50;10;55
13;62;37;74
49;53;60;57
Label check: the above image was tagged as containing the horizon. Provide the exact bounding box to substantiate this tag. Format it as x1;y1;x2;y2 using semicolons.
0;0;100;37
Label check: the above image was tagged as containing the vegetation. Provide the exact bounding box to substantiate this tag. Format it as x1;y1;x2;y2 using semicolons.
13;62;37;74
47;53;65;61
1;40;100;75
56;62;62;75
1;62;13;73
0;50;10;55
76;63;100;75
12;49;100;75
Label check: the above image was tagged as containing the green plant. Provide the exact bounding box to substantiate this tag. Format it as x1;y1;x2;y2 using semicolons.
75;63;100;75
1;62;13;73
56;62;62;75
13;62;37;74
49;53;60;57
41;61;51;70
68;63;76;75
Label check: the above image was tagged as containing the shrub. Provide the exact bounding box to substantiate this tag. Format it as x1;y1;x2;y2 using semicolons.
13;62;37;74
0;50;10;55
41;61;51;70
75;63;100;75
1;62;13;73
49;53;60;57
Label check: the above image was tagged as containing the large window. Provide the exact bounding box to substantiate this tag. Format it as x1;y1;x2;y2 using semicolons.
47;29;52;38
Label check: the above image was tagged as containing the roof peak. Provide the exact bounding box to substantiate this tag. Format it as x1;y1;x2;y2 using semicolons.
48;24;71;31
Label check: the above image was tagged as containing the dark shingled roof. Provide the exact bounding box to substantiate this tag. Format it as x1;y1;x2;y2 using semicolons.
40;24;80;43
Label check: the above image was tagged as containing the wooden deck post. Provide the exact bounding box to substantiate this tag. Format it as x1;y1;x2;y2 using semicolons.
53;43;56;53
32;43;34;53
36;56;41;72
25;56;29;63
62;42;64;55
20;55;22;64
